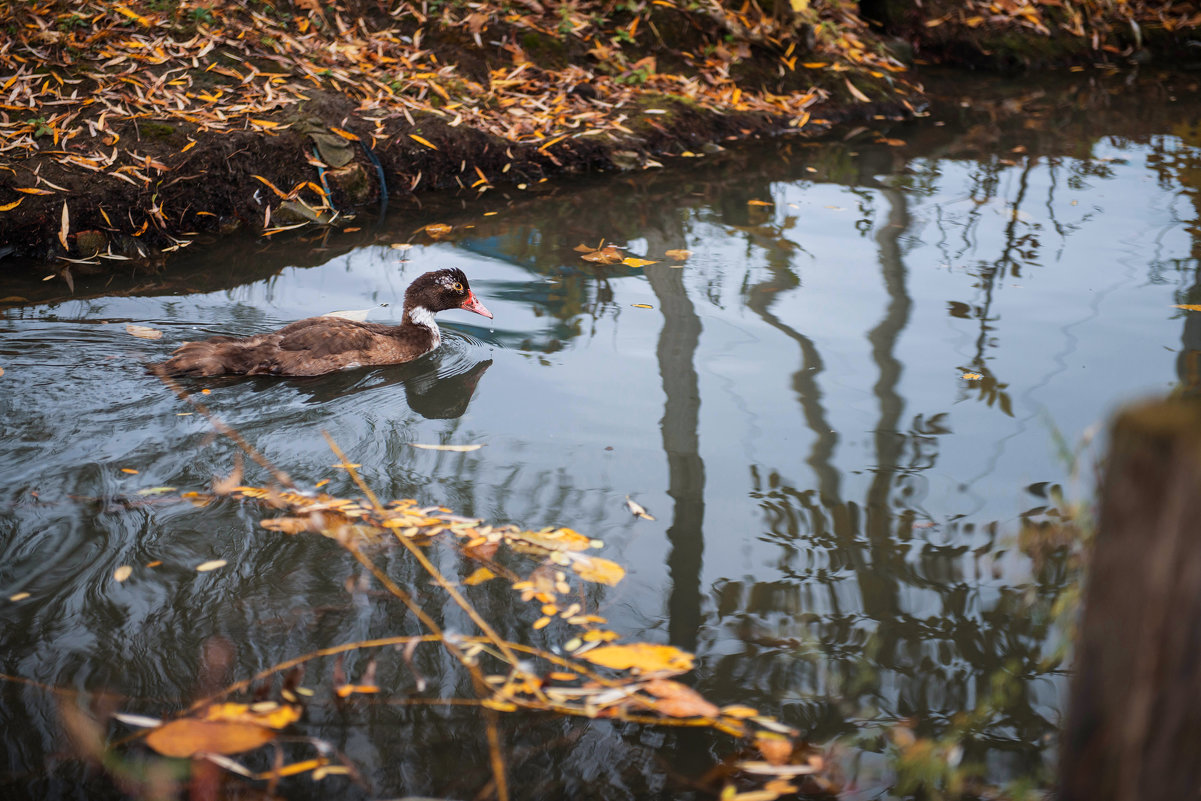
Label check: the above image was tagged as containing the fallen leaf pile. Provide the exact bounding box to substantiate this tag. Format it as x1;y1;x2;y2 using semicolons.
0;0;922;257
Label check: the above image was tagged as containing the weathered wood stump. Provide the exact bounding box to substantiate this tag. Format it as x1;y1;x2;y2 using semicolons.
1061;398;1201;801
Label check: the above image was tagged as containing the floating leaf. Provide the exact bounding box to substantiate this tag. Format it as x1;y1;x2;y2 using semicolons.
464;567;496;585
423;222;452;238
665;249;692;261
410;443;482;452
626;496;655;520
195;559;227;573
8;592;30;602
632;304;654;309
755;733;795;765
570;554;625;586
113;565;133;583
125;324;163;340
747;199;773;206
145;719;276;758
204;702;300;729
581;643;694;673
962;372;983;381
260;517;313;534
643;678;720;718
120;468;139;475
1174;304;1201;312
581;245;624;264
622;257;657;268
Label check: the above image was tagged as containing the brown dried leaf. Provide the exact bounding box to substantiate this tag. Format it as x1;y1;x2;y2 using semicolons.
643;678;720;718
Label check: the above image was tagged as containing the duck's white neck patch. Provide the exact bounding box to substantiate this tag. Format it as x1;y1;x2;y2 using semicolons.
409;305;440;350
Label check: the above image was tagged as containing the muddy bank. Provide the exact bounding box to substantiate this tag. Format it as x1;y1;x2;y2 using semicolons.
2;0;1196;277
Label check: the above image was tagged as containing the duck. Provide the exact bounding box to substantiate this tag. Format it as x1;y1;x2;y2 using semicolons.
152;268;492;377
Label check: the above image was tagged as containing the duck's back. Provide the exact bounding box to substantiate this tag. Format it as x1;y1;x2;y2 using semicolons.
153;317;428;377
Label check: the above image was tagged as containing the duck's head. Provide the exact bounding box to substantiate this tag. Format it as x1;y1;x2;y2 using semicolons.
407;268;493;319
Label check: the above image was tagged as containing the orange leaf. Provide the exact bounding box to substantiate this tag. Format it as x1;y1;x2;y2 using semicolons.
145;719;276;757
0;198;23;212
424;222;452;238
15;187;54;195
581;643;694;672
664;249;691;261
755;733;795;766
621;257;657;268
643;678;720;717
464;566;496;585
747;199;773;206
331;127;360;141
409;134;438;150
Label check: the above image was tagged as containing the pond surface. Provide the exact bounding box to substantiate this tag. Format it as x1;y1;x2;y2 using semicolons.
3;71;1201;800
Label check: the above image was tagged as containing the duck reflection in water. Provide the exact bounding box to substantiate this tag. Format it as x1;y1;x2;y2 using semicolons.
279;348;493;420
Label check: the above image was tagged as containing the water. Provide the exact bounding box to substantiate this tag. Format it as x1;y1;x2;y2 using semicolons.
2;71;1200;799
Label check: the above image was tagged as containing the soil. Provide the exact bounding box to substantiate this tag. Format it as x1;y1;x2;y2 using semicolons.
2;0;1196;275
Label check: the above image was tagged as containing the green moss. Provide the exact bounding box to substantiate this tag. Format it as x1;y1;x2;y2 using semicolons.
519;31;568;70
137;120;177;140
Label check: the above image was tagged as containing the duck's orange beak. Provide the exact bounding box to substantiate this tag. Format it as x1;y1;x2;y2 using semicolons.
460;290;493;319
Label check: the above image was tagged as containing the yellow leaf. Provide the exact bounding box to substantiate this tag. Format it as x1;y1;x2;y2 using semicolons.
423;222;452;238
665;249;691;261
789;0;809;11
0;198;23;212
571;555;625;586
249;119;280;129
204;702;301;729
15;187;54;195
801;62;829;69
464;567;496;585
532;616;552;630
145;719;276;757
1174;304;1201;312
256;759;325;780
580;643;694;672
962;372;983;381
195;559;227;572
720;704;760;718
622;257;657;268
632;304;654;309
331;127;360;141
409;134;438;150
747;199;773;206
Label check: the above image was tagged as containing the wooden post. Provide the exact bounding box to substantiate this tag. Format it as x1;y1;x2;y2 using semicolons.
1061;398;1201;801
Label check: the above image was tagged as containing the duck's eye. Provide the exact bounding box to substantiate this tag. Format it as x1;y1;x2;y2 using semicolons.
452;281;463;292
